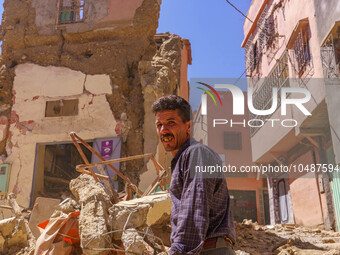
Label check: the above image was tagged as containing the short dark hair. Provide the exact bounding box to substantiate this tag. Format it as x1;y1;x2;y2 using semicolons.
152;95;192;122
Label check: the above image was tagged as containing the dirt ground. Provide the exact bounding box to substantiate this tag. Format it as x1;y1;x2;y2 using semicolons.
235;220;340;255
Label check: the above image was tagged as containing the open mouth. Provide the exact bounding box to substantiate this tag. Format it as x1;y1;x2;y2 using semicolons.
161;134;174;142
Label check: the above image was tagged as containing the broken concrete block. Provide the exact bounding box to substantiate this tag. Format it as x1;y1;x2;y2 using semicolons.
79;200;109;255
109;204;150;240
28;197;61;238
0;233;5;253
51;198;80;219
7;223;27;247
0;217;16;237
146;193;171;226
121;228;152;254
70;174;111;255
109;192;170;240
0;217;27;250
70;174;110;204
149;225;171;247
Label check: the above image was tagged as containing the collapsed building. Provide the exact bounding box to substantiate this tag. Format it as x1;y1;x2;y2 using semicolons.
0;0;191;213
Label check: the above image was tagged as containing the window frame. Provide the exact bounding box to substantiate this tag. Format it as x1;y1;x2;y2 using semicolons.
58;0;85;25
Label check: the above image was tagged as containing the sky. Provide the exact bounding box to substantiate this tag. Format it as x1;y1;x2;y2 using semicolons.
157;0;252;109
0;0;252;109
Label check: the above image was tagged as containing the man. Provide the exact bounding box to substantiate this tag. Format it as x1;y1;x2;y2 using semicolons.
152;95;236;255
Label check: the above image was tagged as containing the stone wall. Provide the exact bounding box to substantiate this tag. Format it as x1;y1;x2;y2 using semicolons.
0;0;162;207
0;0;192;207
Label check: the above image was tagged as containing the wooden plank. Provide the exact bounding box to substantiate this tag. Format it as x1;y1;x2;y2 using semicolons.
72;133;143;196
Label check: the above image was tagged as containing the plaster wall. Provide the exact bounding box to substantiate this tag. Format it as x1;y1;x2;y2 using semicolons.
325;83;340;164
206;92;256;168
246;0;324;79
243;0;267;40
245;0;327;162
194;92;265;223
250;79;326;163
314;0;340;165
32;0;145;35
314;0;340;44
289;150;324;227
4;63;117;207
179;41;191;102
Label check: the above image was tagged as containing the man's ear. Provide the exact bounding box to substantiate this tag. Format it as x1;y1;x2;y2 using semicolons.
186;120;192;136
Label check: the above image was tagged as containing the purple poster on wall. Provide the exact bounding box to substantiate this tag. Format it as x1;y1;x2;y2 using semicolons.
101;140;113;159
91;138;122;191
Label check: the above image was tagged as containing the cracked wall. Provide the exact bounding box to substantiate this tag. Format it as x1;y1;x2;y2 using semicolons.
6;63;117;207
139;33;191;190
0;0;191;207
0;0;162;207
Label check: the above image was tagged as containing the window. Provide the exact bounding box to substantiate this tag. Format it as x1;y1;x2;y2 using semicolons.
250;41;261;73
245;39;260;77
45;99;79;117
224;132;242;150
293;25;312;77
321;24;340;78
266;13;277;48
58;0;84;24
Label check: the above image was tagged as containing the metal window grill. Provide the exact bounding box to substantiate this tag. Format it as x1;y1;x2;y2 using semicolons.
257;5;270;50
293;26;312;77
250;51;289;136
266;14;279;64
265;13;277;50
245;4;277;79
59;0;84;24
244;35;255;77
321;33;340;78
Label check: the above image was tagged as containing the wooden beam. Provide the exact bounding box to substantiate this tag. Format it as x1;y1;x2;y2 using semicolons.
44;175;70;185
306;136;319;149
298;127;325;137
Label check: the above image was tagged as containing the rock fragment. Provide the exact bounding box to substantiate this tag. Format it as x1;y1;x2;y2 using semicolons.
70;174;111;255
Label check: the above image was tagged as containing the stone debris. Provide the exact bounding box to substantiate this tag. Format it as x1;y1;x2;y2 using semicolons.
0;193;35;255
121;229;153;254
235;219;340;255
69;174;112;255
0;217;27;254
69;174;171;254
109;192;171;239
28;197;61;239
4;174;340;254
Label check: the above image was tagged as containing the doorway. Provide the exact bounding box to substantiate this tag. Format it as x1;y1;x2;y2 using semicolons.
31;142;92;206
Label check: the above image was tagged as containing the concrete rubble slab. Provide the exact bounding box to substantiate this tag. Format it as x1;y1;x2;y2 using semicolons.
109;192;171;240
0;217;27;253
70;174;111;255
28;197;61;239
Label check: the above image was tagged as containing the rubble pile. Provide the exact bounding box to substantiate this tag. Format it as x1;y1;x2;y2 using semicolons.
0;217;28;254
4;174;340;254
235;219;340;255
109;192;171;254
0;194;35;255
33;174;171;255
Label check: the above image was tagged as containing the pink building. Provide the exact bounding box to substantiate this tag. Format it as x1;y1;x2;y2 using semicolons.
194;91;269;224
242;0;340;230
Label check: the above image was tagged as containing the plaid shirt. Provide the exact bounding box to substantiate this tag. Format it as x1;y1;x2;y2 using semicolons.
169;139;236;255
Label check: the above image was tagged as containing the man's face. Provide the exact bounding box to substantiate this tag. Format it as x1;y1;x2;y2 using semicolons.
155;109;191;156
